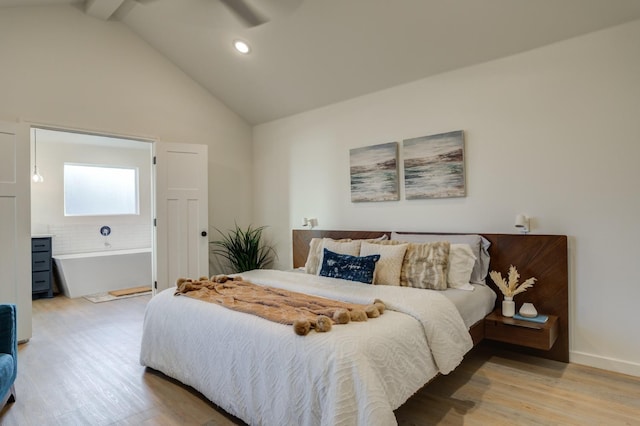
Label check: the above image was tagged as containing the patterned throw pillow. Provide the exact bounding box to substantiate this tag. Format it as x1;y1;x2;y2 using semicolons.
368;240;450;290
390;232;490;284
304;236;388;275
360;241;408;286
401;241;450;290
319;249;381;284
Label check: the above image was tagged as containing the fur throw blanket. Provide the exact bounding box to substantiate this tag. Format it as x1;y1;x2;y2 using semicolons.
175;275;386;335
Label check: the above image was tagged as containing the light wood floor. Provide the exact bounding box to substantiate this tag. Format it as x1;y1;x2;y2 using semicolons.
2;295;639;425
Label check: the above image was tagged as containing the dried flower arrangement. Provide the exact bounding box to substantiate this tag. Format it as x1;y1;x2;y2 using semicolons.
489;265;537;298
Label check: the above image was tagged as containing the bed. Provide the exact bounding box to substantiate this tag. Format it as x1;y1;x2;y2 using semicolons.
140;230;568;425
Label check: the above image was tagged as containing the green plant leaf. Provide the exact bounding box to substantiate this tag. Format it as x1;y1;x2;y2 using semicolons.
210;223;276;273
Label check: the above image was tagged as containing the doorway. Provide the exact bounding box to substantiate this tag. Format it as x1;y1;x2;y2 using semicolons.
30;127;154;298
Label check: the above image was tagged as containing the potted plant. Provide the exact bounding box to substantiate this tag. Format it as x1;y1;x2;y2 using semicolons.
210;224;276;273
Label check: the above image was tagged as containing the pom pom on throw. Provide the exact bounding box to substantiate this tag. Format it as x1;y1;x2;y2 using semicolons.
373;299;386;314
176;277;191;287
176;281;200;293
365;305;380;318
175;278;192;295
349;309;367;322
332;309;350;324
210;275;229;283
315;315;333;332
293;319;311;336
198;276;209;281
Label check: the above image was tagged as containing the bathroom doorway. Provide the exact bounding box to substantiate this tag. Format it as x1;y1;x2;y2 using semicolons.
30;127;154;299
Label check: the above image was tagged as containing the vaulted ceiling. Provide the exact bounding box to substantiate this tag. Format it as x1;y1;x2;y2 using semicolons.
3;0;640;124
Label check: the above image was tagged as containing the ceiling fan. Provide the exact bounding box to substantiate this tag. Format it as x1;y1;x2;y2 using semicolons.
120;0;302;28
219;0;267;27
218;0;304;27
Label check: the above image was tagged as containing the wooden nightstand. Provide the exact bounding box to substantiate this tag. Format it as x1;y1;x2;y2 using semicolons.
484;309;559;351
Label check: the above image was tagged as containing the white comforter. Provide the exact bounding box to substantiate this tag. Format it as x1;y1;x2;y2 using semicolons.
140;269;473;426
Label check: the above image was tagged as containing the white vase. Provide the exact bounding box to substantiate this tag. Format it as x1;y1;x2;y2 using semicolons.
502;296;515;317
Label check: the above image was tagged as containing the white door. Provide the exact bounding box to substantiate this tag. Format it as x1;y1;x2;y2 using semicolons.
0;122;31;341
154;142;209;293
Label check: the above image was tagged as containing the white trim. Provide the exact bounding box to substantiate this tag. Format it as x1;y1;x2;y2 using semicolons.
0;121;32;341
25;120;157;145
571;350;640;378
53;248;152;260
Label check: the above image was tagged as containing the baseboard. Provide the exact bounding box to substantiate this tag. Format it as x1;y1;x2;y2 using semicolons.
570;351;640;378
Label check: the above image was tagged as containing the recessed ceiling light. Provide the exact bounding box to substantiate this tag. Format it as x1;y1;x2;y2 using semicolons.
233;40;251;54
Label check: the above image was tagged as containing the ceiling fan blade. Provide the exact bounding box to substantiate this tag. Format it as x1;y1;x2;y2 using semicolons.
219;0;268;27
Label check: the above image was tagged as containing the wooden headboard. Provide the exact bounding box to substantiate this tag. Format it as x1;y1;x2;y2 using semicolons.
292;229;569;362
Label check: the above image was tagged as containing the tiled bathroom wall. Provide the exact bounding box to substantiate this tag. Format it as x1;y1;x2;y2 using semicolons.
49;223;151;255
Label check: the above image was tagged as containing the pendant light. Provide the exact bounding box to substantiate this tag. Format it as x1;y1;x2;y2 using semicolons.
32;128;44;183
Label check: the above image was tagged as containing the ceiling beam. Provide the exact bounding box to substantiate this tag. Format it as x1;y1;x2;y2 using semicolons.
84;0;127;21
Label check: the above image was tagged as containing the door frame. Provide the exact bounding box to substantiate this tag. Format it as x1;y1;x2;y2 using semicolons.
0;121;31;341
24;122;211;300
25;122;156;304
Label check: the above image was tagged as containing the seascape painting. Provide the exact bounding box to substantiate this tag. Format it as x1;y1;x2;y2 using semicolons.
350;142;399;202
403;130;465;199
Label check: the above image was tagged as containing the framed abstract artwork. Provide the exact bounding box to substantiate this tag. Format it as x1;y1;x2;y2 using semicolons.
350;142;399;202
403;130;465;199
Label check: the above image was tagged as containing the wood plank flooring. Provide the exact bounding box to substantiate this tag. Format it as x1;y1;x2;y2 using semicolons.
1;295;639;425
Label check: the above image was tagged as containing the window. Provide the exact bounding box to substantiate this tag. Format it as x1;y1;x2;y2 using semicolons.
64;164;139;216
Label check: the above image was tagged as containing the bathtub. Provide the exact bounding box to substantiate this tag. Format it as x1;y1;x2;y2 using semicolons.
53;248;152;298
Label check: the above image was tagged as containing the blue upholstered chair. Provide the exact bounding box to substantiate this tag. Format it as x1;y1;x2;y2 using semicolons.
0;304;17;408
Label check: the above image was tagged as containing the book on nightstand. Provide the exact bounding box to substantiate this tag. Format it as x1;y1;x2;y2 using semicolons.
513;313;549;323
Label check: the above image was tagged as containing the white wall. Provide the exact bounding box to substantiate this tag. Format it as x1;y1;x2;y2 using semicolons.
253;19;640;376
31;130;152;255
0;5;253;273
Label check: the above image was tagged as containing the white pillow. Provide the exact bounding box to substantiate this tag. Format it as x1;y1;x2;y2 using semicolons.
448;244;476;291
304;238;334;274
317;239;362;275
360;241;408;286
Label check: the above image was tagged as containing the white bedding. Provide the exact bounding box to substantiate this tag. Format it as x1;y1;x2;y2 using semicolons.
140;269;473;426
442;284;497;328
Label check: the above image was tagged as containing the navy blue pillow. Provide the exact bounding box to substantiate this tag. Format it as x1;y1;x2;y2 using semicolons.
319;248;380;284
